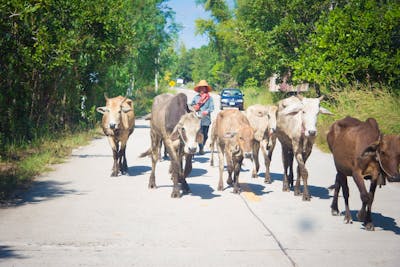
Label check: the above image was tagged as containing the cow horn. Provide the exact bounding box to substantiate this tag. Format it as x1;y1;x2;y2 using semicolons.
318;95;325;101
104;92;109;100
120;94;128;106
296;94;304;100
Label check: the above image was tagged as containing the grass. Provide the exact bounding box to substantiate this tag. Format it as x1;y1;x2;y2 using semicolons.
0;128;102;201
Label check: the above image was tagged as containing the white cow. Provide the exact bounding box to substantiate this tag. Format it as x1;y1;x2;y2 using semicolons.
245;104;278;183
276;95;332;201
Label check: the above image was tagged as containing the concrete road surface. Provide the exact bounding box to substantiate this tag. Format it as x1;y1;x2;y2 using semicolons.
1;89;399;267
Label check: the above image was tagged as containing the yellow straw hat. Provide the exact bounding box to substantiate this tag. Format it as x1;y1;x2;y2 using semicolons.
194;80;212;92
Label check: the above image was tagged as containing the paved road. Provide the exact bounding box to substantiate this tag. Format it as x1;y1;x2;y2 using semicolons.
1;89;399;267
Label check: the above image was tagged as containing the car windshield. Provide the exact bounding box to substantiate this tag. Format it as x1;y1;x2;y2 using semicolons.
222;89;242;97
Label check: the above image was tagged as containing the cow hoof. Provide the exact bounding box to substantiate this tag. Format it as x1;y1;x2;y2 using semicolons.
148;183;157;189
344;216;353;224
364;222;375;231
111;172;118;177
233;187;241;194
264;178;272;184
252;173;257;178
227;179;233;186
302;194;311;201
294;190;301;196
282;184;290;192
331;209;340;216
171;190;181;198
217;185;223;191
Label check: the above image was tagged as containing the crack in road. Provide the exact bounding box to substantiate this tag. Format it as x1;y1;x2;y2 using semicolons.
239;193;297;267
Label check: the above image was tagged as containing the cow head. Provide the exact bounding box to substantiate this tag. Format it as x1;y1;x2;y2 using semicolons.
96;94;133;135
359;135;400;182
224;126;255;159
266;105;278;136
280;95;332;137
170;112;203;154
378;135;400;182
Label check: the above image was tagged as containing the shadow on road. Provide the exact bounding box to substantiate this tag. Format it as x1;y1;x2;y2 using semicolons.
71;154;112;158
188;168;208;178
135;124;150;129
264;172;330;199
128;165;151;176
349;210;400;235
188;184;221;200
0;245;26;260
3;181;81;207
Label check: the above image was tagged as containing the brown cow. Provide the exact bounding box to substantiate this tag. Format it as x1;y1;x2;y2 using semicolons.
140;93;203;198
276;95;332;200
327;116;400;230
210;109;255;193
245;104;278;183
97;94;135;176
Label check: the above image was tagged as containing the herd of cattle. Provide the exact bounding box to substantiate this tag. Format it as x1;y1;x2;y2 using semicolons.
96;92;400;231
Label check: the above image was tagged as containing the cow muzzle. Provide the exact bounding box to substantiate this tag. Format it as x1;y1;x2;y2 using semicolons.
109;122;117;129
244;152;253;159
387;174;400;182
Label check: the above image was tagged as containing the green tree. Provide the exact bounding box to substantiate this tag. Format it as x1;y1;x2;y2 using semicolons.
293;0;400;90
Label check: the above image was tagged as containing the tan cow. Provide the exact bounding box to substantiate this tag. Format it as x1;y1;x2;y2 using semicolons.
140;93;203;198
210;109;255;193
276;95;332;201
245;104;278;183
97;94;135;176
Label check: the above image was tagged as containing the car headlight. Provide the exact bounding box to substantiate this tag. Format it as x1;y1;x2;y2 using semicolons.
237;99;243;103
221;99;229;103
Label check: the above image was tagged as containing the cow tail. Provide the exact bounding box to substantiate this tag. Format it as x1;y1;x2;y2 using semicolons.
139;148;152;158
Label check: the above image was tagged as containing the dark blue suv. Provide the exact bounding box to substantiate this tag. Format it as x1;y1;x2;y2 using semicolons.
220;88;244;110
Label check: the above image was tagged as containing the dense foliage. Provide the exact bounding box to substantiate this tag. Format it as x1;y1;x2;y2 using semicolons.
172;0;399;93
0;0;177;148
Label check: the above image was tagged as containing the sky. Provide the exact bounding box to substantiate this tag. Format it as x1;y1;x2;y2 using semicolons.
167;0;211;49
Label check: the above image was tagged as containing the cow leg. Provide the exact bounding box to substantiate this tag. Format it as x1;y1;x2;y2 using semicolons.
330;173;342;216
210;137;215;166
217;143;225;191
341;175;352;224
164;141;182;198
181;154;193;194
281;145;293;192
233;156;243;194
225;151;234;186
353;172;369;223
119;139;129;175
107;137;119;177
251;141;260;178
295;152;310;201
148;132;160;189
364;180;377;231
261;140;272;184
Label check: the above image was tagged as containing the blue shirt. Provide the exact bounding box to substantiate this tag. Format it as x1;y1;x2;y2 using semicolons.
191;94;214;126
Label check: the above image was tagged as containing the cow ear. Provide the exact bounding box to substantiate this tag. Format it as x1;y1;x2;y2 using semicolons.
96;107;107;114
170;128;180;141
122;107;132;113
196;132;204;144
224;131;237;138
280;103;302;115
319;107;333;115
360;141;379;158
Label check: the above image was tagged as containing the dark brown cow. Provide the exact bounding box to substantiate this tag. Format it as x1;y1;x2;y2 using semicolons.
327;116;400;230
210;109;255;193
140;93;203;198
97;95;135;176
